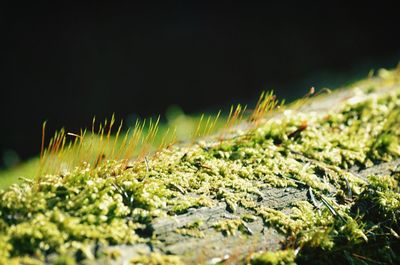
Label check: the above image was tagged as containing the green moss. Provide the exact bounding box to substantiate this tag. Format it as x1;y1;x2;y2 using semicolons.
213;219;246;236
130;253;184;265
0;69;400;264
51;255;76;265
176;220;205;238
295;172;400;264
251;249;296;265
0;235;11;260
175;227;205;238
353;174;400;226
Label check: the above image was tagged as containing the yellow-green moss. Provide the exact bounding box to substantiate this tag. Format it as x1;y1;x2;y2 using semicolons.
130;253;184;265
0;69;400;264
251;249;296;265
213;219;247;236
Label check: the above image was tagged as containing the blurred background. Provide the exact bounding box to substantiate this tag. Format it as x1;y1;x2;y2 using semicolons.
1;2;400;169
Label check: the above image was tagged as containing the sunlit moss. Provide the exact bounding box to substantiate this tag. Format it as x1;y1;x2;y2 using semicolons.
251;249;296;265
0;69;399;264
213;219;246;236
130;253;184;265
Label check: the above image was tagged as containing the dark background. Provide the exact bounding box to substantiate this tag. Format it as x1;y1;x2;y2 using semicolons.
1;2;400;168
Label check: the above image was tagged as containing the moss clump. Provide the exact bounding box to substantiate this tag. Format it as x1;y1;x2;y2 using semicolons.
51;255;76;265
176;220;205;238
258;200;367;250
130;253;184;265
295;173;400;265
213;218;252;236
353;174;400;227
251;249;296;265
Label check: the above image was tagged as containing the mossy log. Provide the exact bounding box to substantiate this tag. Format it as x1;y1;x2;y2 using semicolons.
95;71;400;265
1;69;400;265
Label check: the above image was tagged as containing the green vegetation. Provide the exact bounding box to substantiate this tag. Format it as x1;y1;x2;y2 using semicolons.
251;250;296;265
0;108;225;190
0;68;400;264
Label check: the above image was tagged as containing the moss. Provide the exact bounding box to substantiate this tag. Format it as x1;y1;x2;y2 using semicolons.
175;220;205;238
280;172;399;264
242;213;258;223
175;227;205;238
103;249;121;260
130;253;184;265
213;219;244;236
0;256;43;265
368;108;400;162
0;235;12;260
352;174;400;226
0;69;399;264
251;249;296;265
51;255;76;265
